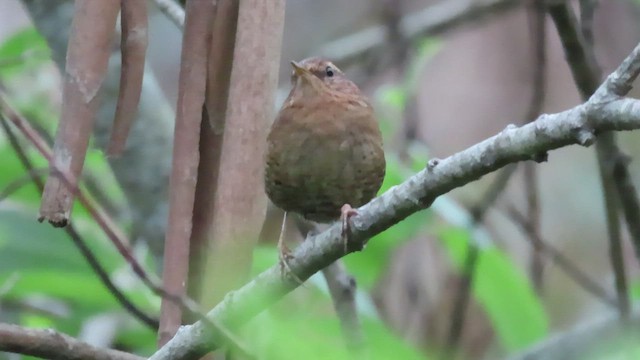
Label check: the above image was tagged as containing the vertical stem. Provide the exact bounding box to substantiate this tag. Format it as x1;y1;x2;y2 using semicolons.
158;0;215;346
198;0;286;311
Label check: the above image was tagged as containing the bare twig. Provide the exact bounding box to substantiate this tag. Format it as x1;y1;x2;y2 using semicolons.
295;218;367;355
444;162;517;355
0;114;158;329
320;0;522;65
0;94;253;358
507;205;617;307
39;0;120;227
524;0;547;293
149;40;640;359
579;0;598;48
548;1;633;317
445;5;549;346
108;0;148;156
445;244;479;356
322;261;366;355
0;323;144;360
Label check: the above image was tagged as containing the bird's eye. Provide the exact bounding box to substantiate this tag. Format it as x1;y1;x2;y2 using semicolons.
325;66;334;77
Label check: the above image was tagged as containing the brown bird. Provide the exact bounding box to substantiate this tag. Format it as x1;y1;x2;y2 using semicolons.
264;57;386;268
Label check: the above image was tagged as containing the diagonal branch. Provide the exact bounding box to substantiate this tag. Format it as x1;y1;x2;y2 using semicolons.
0;322;144;360
507;205;617;307
0;94;252;358
320;0;522;65
149;41;640;360
0;114;158;330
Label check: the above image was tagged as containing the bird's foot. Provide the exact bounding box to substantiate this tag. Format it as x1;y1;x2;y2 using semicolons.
340;204;358;253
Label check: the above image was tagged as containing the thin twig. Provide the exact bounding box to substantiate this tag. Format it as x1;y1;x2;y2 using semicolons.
320;0;522;65
507;205;617;307
548;1;632;317
446;13;549;337
445;5;548;344
524;0;547;293
322;261;367;356
579;0;598;48
296;219;367;355
444;163;516;355
444;244;479;357
0;95;254;358
1;109;158;330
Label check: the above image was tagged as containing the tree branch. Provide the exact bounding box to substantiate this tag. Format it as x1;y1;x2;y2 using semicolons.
319;0;522;65
149;41;640;360
506;205;617;307
0;323;144;360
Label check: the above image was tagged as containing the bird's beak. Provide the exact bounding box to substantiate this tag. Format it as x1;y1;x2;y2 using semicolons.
290;61;311;77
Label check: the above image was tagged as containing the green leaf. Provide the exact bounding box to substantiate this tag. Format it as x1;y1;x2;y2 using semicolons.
0;142;47;206
0;208;156;319
404;38;441;92
251;299;424;360
251;245;278;277
378;86;407;111
363;316;427;360
0;27;50;78
439;227;548;351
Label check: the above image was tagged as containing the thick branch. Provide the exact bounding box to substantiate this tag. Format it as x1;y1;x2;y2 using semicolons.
149;42;640;360
0;323;143;360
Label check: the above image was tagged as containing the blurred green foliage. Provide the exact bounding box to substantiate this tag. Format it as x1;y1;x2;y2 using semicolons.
439;227;548;351
0;27;156;358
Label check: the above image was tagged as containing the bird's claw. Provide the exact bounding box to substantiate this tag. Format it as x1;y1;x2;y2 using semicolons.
340;204;358;253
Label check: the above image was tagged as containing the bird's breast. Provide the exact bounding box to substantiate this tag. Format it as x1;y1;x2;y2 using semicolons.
265;94;385;222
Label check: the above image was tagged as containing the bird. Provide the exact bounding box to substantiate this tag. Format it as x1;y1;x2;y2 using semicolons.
264;57;386;272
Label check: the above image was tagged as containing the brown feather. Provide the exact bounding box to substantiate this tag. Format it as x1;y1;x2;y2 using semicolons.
265;57;385;223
